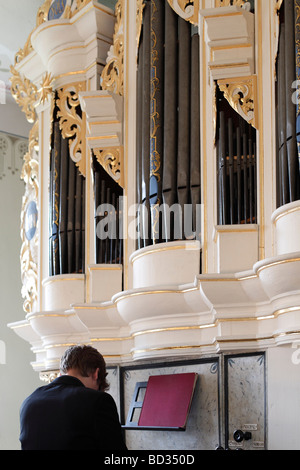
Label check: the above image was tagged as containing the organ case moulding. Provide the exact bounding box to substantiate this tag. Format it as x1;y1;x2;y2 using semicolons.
201;4;255;80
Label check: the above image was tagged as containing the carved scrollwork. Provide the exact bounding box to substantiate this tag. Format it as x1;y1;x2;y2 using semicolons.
10;68;54;123
137;0;146;51
218;76;257;129
10;67;39;123
39;370;60;383
56;82;87;177
14;0;92;64
94;146;124;188
14;0;52;64
167;0;199;24
20;121;39;314
101;0;124;96
215;0;247;7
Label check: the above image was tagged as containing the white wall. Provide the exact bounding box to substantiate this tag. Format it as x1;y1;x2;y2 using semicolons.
0;102;41;450
267;346;300;450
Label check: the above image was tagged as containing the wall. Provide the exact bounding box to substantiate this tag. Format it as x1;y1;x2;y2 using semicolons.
0;103;41;450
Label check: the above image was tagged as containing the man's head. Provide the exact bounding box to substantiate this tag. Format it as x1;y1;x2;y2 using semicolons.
60;345;109;392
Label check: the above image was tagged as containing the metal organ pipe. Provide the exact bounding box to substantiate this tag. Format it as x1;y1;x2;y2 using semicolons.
216;90;257;226
49;100;85;276
136;0;201;247
276;0;300;206
162;1;178;242
93;158;123;266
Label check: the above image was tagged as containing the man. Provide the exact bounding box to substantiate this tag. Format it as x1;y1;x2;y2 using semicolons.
19;345;127;450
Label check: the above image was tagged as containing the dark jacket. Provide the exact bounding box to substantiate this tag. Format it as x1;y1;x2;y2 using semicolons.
19;375;127;450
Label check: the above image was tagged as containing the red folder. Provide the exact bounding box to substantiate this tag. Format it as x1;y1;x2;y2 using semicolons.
138;373;198;429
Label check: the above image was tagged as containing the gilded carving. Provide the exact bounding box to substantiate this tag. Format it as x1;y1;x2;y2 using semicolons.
94;147;124;188
10;69;54;123
167;0;199;24
36;0;53;24
101;0;124;96
215;0;247;7
150;0;161;184
137;0;146;51
218;76;258;129
72;0;91;13
56;82;87;177
14;0;52;64
20;121;39;314
10;67;39;123
14;0;92;64
39;370;60;383
295;0;300;70
39;73;55;106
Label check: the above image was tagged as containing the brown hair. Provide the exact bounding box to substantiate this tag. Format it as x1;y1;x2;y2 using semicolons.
60;345;109;391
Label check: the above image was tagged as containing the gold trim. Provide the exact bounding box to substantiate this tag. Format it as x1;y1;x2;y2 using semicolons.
74;304;116;310
200;3;208;274
10;68;54;123
101;0;124;96
10;67;39;123
256;257;300;274
215;0;246;6
167;0;199;24
213;226;258;242
89;265;123;271
93;147;124;188
218;75;258;129
26;304;300;345
130;243;199;263
14;0;52;64
13;0;113;66
132;328;300;355
20;121;40;314
91;336;132;342
44;342;79;349
27;312;77;320
42;276;84;286
273;205;300;223
123;0;130;291
88;135;119;141
136;0;145;50
257;0;265;261
56;81;87;177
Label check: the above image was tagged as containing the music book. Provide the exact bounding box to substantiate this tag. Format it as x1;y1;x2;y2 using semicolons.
138;373;198;429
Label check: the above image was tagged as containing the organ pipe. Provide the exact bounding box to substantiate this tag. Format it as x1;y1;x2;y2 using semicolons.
137;0;201;246
217;88;257;226
276;0;300;206
49;99;85;276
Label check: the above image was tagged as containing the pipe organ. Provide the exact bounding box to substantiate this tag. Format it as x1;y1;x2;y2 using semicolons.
276;0;300;206
7;0;300;450
49;95;86;276
136;0;201;247
216;86;257;225
93;154;123;265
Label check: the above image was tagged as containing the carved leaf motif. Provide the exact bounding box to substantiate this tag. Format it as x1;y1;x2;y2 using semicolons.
10;66;39;123
20;121;39;314
101;0;124;96
166;0;199;24
218;77;257;129
56;83;86;177
215;0;246;7
94;147;124;187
